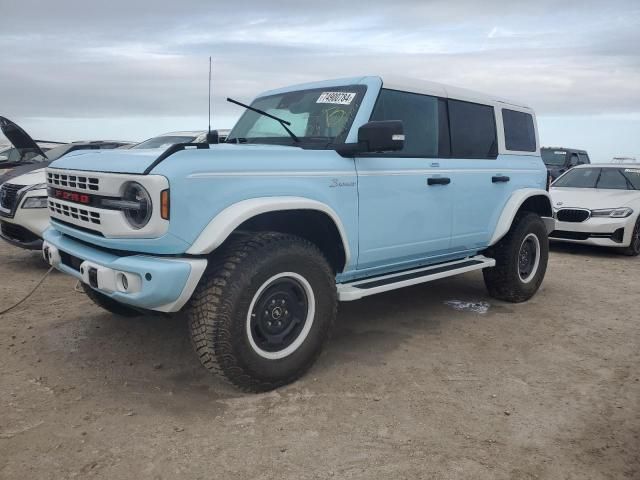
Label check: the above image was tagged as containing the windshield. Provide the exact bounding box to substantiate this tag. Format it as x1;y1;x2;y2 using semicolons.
227;85;367;146
132;135;197;149
553;167;640;190
541;149;567;166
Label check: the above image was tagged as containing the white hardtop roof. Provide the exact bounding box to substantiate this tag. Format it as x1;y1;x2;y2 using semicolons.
380;75;532;110
256;75;533;112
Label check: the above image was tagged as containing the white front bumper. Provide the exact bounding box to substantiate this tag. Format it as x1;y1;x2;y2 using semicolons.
550;215;636;247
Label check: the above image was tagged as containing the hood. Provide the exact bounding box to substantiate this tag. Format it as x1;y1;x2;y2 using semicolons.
550;187;639;210
0;160;51;185
1;167;47;187
0;116;47;159
48;143;304;174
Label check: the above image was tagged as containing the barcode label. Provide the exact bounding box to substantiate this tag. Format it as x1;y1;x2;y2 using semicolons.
316;92;357;105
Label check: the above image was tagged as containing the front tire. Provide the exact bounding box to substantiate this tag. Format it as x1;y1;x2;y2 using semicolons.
185;232;337;392
483;213;549;303
619;217;640;257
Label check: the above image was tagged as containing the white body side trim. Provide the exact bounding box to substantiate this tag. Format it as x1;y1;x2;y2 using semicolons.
489;189;554;246
154;258;208;313
186;197;352;263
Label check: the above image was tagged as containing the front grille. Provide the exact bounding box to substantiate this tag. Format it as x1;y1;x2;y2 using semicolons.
550;230;590;240
0;184;25;212
556;209;590;223
47;172;99;191
0;220;40;243
48;200;101;225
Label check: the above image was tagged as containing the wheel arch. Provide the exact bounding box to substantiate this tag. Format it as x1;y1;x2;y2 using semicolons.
489;189;554;246
186;197;351;272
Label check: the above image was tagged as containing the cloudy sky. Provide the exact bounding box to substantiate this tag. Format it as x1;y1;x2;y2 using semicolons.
1;0;639;160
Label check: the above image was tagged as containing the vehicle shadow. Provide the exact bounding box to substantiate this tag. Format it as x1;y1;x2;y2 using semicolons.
550;241;628;259
48;272;493;408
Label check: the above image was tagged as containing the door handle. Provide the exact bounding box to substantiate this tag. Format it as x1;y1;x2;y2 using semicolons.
427;177;451;186
492;175;510;183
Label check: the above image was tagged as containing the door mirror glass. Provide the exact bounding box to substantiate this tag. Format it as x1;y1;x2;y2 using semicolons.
358;120;404;153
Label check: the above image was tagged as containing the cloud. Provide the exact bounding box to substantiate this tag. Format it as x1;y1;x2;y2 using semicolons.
0;0;639;153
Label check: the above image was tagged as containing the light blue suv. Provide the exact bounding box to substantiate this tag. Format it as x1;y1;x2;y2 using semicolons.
42;76;555;391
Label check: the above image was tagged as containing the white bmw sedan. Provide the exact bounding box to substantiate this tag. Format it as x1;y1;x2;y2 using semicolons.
549;164;640;256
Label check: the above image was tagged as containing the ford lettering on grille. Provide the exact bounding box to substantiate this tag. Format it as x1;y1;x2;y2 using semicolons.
49;188;93;206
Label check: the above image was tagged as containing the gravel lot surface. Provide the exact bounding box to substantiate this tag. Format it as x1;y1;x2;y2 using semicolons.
0;241;638;479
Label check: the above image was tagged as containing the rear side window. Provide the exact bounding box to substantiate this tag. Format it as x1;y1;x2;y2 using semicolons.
370;89;449;157
502;109;536;152
449;100;497;159
578;153;590;164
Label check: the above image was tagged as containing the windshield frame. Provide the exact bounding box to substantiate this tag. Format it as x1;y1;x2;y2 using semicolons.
226;84;368;149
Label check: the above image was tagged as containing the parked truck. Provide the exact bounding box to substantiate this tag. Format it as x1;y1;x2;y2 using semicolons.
42;76;554;391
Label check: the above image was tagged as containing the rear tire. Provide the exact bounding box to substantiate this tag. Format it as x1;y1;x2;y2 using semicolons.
619;217;640;257
81;283;142;317
483;213;549;303
184;232;337;392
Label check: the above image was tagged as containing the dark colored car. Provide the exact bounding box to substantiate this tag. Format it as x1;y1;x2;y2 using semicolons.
541;147;591;181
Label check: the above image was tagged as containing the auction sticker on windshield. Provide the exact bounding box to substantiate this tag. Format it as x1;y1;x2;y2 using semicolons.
624;169;640;174
317;92;356;105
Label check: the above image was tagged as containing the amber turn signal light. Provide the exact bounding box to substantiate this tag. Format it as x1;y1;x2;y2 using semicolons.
160;189;170;220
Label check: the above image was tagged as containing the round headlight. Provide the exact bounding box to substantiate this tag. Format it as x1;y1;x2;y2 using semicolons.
122;182;152;229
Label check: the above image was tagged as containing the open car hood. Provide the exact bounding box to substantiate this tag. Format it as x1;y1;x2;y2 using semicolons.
0;116;47;160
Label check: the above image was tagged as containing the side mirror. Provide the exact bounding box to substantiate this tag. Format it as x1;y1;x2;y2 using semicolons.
206;130;219;144
335;120;404;156
358;120;404;153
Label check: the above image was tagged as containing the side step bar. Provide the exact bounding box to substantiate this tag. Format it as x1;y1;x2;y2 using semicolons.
337;255;496;301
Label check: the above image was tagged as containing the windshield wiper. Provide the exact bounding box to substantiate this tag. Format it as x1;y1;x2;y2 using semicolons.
227;97;299;143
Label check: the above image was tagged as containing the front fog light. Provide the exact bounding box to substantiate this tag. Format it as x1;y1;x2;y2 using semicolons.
22;196;48;209
122;182;152;229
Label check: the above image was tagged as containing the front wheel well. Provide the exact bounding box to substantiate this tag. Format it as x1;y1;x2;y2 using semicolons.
223;210;347;273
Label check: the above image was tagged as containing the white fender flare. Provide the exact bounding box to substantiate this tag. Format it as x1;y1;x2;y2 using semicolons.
489;189;555;246
186;197;352;264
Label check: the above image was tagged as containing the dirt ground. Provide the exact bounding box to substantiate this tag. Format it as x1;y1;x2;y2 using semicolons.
0;240;638;480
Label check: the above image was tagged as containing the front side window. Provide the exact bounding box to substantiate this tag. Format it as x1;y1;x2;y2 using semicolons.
369;89;448;157
502;109;536;152
227;85;366;147
449;100;497;159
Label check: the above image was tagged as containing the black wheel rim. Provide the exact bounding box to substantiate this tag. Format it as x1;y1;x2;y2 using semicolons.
518;234;539;282
249;277;309;354
633;220;640;253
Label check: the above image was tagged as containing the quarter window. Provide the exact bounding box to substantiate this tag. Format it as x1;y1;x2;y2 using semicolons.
449;100;498;159
502;109;536;152
369;89;448;157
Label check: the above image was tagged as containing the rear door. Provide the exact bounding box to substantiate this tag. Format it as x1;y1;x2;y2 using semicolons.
448;103;539;251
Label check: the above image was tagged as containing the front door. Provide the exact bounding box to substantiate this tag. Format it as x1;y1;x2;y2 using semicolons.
356;88;455;272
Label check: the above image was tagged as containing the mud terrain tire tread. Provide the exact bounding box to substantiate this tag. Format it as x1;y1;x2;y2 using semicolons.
185;232;337;392
483;212;549;303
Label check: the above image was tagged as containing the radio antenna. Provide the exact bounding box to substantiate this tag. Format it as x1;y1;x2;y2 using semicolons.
208;56;212;134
